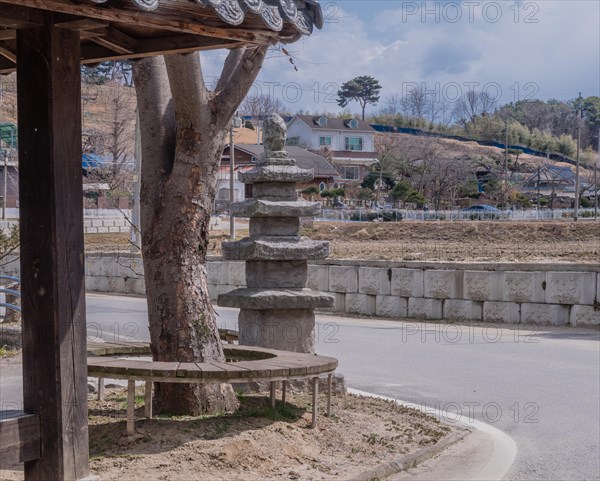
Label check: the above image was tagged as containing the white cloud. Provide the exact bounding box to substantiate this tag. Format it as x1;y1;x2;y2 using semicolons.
200;0;599;116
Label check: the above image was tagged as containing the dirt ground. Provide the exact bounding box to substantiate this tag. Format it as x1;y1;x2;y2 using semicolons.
304;220;600;263
86;220;600;263
0;385;454;481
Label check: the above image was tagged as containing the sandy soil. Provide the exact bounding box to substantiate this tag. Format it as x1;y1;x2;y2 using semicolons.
1;386;454;481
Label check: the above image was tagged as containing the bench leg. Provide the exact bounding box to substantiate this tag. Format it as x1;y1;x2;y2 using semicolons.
282;381;287;406
327;373;332;417
144;381;153;419
270;381;276;409
97;377;104;401
311;377;318;429
127;380;135;436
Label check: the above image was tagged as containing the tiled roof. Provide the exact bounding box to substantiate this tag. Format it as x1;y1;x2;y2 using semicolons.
236;144;338;177
90;0;324;35
293;115;376;132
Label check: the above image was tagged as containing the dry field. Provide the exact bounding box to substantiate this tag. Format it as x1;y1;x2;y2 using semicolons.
305;220;600;264
85;220;600;264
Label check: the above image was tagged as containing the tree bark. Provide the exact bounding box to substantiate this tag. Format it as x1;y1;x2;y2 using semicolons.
132;47;266;416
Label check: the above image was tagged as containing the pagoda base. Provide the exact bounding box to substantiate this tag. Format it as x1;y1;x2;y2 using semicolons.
238;308;315;353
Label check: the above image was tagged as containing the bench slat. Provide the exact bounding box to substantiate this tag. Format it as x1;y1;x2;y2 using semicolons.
0;413;40;467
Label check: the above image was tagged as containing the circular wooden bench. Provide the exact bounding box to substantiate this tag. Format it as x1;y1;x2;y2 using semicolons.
87;341;338;434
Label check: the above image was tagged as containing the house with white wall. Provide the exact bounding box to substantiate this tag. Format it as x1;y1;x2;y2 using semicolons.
287;115;378;182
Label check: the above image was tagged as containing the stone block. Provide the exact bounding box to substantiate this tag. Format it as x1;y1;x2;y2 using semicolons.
230;198;319;218
463;271;502;301
88;276;109;292
91;219;103;227
228;261;246;286
443;299;483;321
345;293;376;315
86;227;98;234
207;261;222;284
108;276;125;293
239;165;314;184
502;272;545;303
208;284;218;301
250;217;300;237
391;268;424;298
102;219;114;227
329;293;345;312
307;264;329;291
218;288;333;310
376;295;408;318
328;266;358;293
569;305;600;326
424;270;462;299
97;227;109;234
521;303;569;326
252;182;297;199
359;267;391;296
246;260;306;288
238;308;315;353
545;272;596;305
108;226;120;233
408;298;443;319
483;301;520;323
83;219;92;228
222;237;328;261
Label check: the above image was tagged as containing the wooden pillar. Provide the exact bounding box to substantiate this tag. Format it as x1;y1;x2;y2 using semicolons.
17;14;92;481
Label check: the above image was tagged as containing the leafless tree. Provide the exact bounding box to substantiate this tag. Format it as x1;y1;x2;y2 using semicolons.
402;85;429;120
240;93;288;121
453;90;497;128
381;93;403;116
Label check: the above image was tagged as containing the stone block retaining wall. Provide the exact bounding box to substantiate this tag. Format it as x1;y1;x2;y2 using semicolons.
2;254;598;326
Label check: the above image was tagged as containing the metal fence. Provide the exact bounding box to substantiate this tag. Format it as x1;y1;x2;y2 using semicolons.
317;208;599;222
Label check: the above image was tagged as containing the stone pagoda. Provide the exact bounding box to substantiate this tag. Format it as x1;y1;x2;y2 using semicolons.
218;114;334;353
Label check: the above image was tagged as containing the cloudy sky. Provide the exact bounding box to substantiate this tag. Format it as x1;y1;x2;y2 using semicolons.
202;1;600;116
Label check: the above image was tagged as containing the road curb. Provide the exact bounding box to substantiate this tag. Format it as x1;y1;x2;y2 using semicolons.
351;426;470;481
348;388;517;481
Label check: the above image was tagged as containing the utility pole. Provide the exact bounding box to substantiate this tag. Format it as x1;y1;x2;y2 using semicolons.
229;113;243;240
595;126;599;221
503;118;509;208
574;92;582;221
131;109;141;252
1;150;7;220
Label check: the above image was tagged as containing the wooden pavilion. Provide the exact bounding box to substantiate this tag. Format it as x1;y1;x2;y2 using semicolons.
0;1;322;479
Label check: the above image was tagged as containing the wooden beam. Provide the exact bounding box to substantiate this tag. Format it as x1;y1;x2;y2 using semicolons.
0;413;41;467
0;0;279;45
0;44;16;63
83;33;242;62
54;18;108;31
89;27;138;55
0;56;16;73
0;30;17;41
0;33;243;74
17;13;91;481
0;4;43;29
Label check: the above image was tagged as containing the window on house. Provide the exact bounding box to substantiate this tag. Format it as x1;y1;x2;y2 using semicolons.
349;119;358;129
342;166;359;180
345;137;363;151
318;116;328;127
319;182;326;191
319;136;332;147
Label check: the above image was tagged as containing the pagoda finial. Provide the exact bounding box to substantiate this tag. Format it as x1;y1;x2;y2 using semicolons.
262;114;287;155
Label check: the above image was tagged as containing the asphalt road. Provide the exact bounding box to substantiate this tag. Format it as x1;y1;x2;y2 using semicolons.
2;293;599;480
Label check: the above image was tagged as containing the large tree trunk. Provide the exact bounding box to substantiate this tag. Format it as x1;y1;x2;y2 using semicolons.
132;48;266;416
